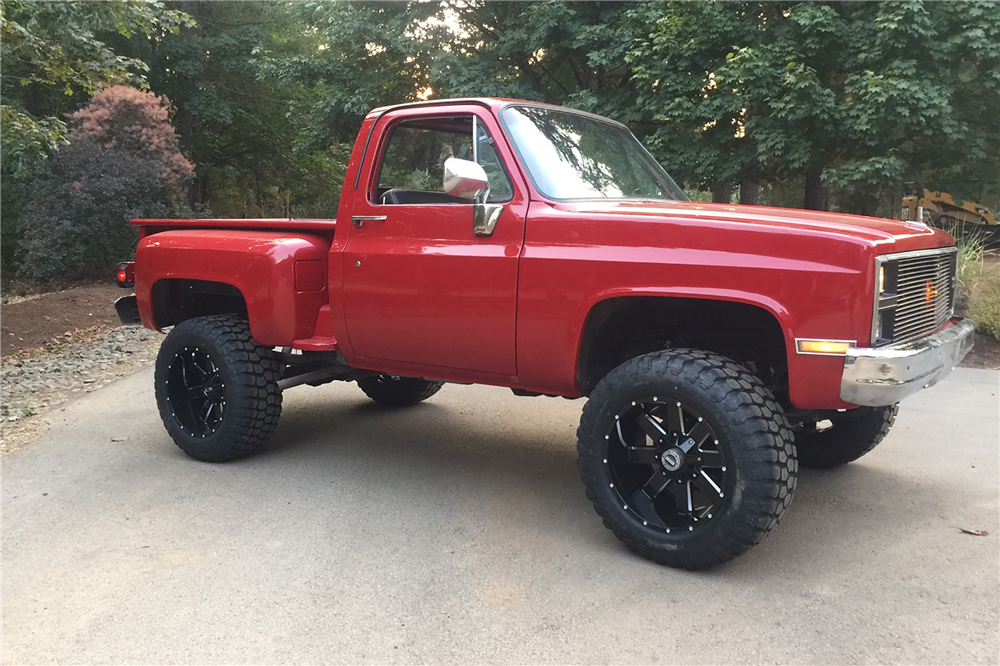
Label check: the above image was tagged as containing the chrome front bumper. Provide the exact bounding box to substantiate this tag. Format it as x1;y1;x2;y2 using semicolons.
841;318;975;407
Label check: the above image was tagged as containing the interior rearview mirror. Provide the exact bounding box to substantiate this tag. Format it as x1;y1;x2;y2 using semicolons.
443;158;488;200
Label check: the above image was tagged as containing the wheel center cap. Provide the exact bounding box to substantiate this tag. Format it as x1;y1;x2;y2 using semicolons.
660;448;685;472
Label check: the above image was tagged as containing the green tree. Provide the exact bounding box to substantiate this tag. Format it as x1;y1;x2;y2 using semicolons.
628;2;766;200
1;0;192;167
1;0;192;282
142;1;425;217
627;1;1000;213
428;2;647;120
16;86;193;283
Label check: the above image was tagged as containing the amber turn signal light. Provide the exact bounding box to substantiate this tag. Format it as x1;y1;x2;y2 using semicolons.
796;339;854;355
924;279;938;303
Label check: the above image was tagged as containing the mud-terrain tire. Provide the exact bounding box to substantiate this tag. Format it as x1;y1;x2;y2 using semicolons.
154;315;282;462
357;375;444;407
577;349;797;570
794;405;898;469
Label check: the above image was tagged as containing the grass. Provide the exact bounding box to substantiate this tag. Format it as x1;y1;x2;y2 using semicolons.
955;231;987;294
968;269;1000;340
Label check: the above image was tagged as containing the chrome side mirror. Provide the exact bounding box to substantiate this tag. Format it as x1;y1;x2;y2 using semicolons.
443;157;504;237
443;158;488;200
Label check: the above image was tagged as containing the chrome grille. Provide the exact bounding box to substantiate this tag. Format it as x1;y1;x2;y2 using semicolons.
875;249;956;346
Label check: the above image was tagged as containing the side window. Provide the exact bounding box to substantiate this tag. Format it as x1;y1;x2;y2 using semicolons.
375;116;513;205
476;124;513;203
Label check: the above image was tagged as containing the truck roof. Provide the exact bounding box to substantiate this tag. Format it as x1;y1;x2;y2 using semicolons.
366;97;604;118
365;97;629;130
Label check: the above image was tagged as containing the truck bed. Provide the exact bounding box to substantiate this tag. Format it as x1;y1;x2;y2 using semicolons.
131;218;337;232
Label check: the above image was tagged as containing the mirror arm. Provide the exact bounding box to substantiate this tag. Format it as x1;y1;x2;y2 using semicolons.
473;202;503;237
477;183;491;206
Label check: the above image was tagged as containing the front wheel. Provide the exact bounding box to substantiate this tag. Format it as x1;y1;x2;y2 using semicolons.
154;315;282;462
794;405;898;469
577;349;797;570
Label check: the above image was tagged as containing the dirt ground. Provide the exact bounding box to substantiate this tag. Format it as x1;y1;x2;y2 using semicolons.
960;253;1000;370
1;283;126;357
964;333;1000;369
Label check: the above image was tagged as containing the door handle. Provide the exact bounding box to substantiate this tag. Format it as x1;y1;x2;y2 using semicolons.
352;215;387;228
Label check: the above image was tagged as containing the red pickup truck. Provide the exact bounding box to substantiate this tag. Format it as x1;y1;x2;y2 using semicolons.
117;98;974;569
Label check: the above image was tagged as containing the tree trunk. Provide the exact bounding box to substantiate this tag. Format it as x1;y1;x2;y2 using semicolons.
187;176;199;211
712;182;733;204
739;181;761;206
803;165;828;211
199;173;210;212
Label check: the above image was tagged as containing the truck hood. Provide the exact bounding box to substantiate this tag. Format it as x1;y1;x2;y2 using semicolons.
556;199;954;252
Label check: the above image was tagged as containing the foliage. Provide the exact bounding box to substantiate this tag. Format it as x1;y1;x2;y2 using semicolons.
3;0;1000;288
142;1;367;217
429;2;644;115
627;1;1000;212
955;233;987;295
1;0;193;284
968;270;1000;341
272;2;441;145
0;0;193;163
70;85;194;196
15;87;193;284
17;140;187;283
0;106;67;181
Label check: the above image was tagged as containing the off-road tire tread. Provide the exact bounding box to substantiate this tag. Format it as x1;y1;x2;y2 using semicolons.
357;376;444;407
577;349;797;570
154;315;282;462
795;405;898;469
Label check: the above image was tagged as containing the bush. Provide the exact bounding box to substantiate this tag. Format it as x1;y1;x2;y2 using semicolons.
14;87;194;284
968;272;1000;341
70;86;193;197
17;140;186;283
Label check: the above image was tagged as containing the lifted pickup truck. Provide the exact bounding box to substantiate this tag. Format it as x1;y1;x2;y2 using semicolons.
117;98;974;569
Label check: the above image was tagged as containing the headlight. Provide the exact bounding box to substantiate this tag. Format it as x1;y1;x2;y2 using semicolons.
872;258;898;346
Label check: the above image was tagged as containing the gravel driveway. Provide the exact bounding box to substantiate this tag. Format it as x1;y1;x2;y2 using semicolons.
1;364;997;664
1;326;161;453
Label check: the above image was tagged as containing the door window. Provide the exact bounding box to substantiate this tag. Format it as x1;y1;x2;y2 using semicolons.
375;116;513;205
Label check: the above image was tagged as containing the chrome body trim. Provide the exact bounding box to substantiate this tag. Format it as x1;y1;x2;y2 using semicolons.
872;254;887;345
842;317;975;407
473;203;504;236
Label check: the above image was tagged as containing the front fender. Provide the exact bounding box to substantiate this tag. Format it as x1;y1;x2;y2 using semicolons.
569;287;851;409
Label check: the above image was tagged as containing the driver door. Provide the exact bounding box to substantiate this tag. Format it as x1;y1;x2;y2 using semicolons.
342;109;526;378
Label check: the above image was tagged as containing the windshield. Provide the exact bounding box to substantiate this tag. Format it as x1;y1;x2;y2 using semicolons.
502;106;687;201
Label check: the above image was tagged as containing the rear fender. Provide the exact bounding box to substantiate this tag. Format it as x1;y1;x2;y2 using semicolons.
135;230;330;346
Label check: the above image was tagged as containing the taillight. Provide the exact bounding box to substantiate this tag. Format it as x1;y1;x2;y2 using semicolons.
117;262;135;288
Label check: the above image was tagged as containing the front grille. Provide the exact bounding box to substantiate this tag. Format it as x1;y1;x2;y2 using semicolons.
875;249;956;346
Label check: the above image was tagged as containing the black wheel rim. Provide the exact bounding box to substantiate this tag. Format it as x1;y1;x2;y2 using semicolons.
604;397;730;533
166;346;226;437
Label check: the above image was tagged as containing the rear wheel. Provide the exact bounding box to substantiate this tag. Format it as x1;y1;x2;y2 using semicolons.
357;375;444;407
154;315;282;462
577;349;797;570
794;405;898;469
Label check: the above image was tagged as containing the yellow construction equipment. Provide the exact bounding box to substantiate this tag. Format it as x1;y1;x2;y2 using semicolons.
901;182;998;248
